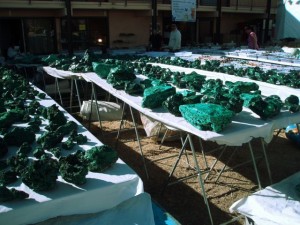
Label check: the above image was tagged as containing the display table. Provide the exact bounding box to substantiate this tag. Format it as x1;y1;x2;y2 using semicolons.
44;64;300;225
79;70;300;147
0;90;145;225
229;171;300;225
226;49;300;68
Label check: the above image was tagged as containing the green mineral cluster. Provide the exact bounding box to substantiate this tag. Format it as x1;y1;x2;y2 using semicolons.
4;127;36;146
142;85;176;109
284;95;300;113
106;65;136;90
21;156;59;191
84;145;118;172
92;62;117;79
0;186;29;202
162;92;201;117
241;94;283;119
59;150;88;185
0;137;8;158
0;109;26;128
179;103;235;132
0;170;18;185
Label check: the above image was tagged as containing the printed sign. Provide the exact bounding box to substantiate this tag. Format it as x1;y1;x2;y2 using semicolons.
171;0;196;22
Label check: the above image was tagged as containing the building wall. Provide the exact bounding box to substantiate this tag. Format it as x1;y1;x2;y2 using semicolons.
108;11;153;49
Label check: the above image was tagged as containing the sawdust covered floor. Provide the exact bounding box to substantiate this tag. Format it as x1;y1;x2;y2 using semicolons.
76;114;300;225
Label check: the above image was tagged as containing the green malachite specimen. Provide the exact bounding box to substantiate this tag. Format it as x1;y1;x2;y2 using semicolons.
61;136;75;150
200;79;223;95
225;81;259;95
59;150;88;185
284;95;300;113
37;131;64;149
162;93;184;117
48;147;61;158
0;137;8;158
85;145;118;172
179;103;235;132
92;62;117;79
179;72;206;92
4;127;35;146
125;82;144;96
142;85;176;109
33;147;47;159
0;170;17;185
107;65;136;90
241;94;283;119
55;121;78;136
75;134;88;145
42;54;59;65
21;156;59;192
0;186;29;202
7;153;29;175
0;109;25;128
43;104;67;129
17;142;32;155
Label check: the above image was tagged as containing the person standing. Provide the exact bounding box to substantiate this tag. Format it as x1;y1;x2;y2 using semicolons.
244;25;259;50
168;24;181;52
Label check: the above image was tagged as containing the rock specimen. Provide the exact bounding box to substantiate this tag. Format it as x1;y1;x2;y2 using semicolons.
21;156;59;191
92;62;116;79
85;145;118;172
284;95;300;113
179;103;235;132
142;85;176;109
241;94;283;119
0;186;29;202
59;150;88;185
4;127;35;146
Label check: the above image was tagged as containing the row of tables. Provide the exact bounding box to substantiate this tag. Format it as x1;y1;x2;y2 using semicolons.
42;49;300;225
0;83;155;224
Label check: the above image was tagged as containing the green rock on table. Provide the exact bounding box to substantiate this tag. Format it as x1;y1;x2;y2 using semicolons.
179;103;235;132
17;142;32;155
179;72;206;92
55;121;78;136
92;62;117;79
162;93;184;117
21;156;59;192
4;127;35;146
284;95;300;113
0;137;8;158
241;94;283;119
225;81;259;95
7;153;29;175
0;109;25;128
107;65;136;90
125;82;144;96
0;170;17;185
142;85;176;109
0;186;29;202
37;131;64;149
85;145;118;172
59;150;88;185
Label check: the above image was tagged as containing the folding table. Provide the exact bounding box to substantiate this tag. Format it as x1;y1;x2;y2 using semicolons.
0;86;146;225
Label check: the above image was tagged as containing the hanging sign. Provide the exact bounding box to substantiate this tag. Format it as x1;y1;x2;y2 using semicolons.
171;0;196;22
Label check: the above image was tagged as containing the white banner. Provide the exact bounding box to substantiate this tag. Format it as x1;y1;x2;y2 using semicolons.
171;0;196;22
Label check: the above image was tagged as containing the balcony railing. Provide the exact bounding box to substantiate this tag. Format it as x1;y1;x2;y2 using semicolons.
0;0;278;13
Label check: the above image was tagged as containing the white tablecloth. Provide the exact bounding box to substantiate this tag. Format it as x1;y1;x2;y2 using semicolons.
81;71;300;147
0;91;144;225
230;171;300;225
36;193;155;225
45;66;300;146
